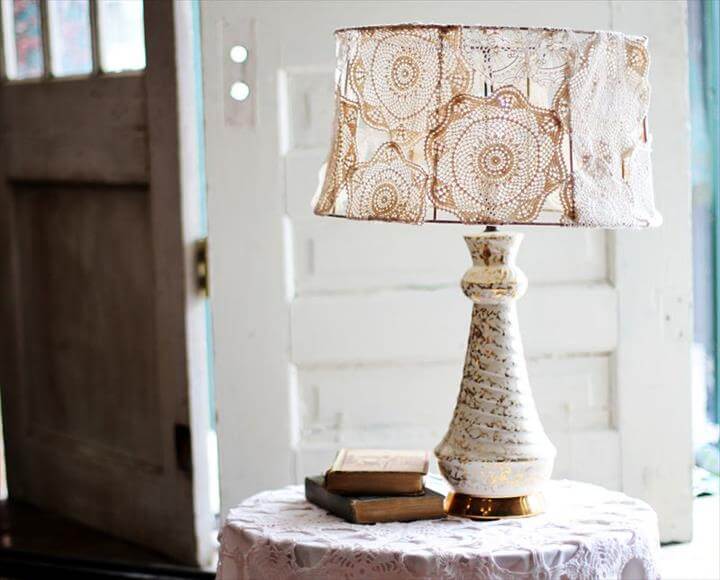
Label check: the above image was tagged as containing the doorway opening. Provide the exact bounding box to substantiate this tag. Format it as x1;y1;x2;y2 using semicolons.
0;0;219;573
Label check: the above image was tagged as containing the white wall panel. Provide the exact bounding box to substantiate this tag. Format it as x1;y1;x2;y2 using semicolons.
612;0;694;542
296;357;611;456
532;356;611;431
285;149;327;217
283;68;335;150
549;430;621;490
291;285;617;365
292;217;608;292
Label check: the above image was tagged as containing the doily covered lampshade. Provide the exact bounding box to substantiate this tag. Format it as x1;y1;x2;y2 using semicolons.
313;24;661;227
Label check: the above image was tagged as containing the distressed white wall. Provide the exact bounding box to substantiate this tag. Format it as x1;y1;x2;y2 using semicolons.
202;0;692;541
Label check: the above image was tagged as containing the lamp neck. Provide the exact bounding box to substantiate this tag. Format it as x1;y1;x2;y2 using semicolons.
461;233;527;303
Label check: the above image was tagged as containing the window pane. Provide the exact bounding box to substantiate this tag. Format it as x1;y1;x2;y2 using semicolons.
97;0;145;73
47;0;92;77
1;0;44;80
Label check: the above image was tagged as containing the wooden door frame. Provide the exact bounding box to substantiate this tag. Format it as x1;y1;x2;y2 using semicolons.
146;0;217;563
172;0;216;567
0;0;215;566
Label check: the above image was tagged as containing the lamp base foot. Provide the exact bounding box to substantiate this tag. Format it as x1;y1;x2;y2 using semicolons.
444;491;546;519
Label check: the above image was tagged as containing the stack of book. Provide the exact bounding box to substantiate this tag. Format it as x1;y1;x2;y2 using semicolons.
305;449;446;524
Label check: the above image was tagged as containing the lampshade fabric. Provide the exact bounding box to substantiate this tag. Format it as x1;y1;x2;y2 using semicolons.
313;24;661;227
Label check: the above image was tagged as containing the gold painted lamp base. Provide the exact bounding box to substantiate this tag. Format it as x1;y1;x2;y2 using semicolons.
444;491;546;519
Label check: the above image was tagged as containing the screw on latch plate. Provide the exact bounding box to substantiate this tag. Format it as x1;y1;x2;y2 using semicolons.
195;237;209;297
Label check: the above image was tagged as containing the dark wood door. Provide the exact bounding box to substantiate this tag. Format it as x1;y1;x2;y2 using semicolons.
0;0;212;565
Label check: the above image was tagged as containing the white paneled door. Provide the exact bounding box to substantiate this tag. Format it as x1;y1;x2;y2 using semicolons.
202;0;692;541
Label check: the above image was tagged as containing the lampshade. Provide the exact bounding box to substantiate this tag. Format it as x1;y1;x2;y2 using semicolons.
313;24;661;227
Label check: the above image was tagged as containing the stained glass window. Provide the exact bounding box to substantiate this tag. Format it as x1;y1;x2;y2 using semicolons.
2;0;146;81
97;0;145;73
47;0;92;77
1;0;44;79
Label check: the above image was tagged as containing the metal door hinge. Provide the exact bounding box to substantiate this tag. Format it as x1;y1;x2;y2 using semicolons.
195;237;210;297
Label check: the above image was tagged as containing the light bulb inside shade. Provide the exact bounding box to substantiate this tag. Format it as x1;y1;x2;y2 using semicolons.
230;81;250;101
230;45;248;64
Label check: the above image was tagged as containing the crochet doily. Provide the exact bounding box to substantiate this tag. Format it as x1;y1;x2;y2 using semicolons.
217;480;660;579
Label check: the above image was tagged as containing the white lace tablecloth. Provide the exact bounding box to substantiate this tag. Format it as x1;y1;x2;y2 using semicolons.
216;480;660;580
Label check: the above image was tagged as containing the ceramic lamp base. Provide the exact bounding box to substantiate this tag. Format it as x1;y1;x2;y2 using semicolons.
435;232;556;516
444;491;546;520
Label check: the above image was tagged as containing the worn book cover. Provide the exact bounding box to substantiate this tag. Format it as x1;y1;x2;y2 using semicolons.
325;449;429;495
305;476;445;524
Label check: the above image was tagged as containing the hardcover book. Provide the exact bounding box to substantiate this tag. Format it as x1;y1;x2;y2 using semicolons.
325;448;428;495
305;476;445;524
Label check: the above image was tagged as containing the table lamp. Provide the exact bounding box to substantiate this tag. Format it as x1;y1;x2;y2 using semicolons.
313;24;660;519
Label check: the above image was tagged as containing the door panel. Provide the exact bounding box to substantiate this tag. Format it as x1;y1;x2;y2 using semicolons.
203;0;692;542
4;77;147;183
16;186;161;466
0;0;213;565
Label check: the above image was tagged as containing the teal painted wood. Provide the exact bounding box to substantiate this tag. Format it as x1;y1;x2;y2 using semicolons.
191;0;216;431
689;0;719;426
705;0;720;426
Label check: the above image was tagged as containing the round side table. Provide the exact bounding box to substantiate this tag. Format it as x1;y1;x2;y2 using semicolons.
216;480;660;579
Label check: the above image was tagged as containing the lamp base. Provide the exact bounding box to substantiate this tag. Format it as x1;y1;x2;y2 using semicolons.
435;232;556;516
444;491;546;520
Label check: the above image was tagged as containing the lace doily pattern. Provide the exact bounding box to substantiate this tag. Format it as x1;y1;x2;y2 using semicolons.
314;97;359;214
460;28;576;97
217;480;660;580
426;88;566;223
347;142;428;224
313;24;659;227
349;27;470;145
568;33;657;227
